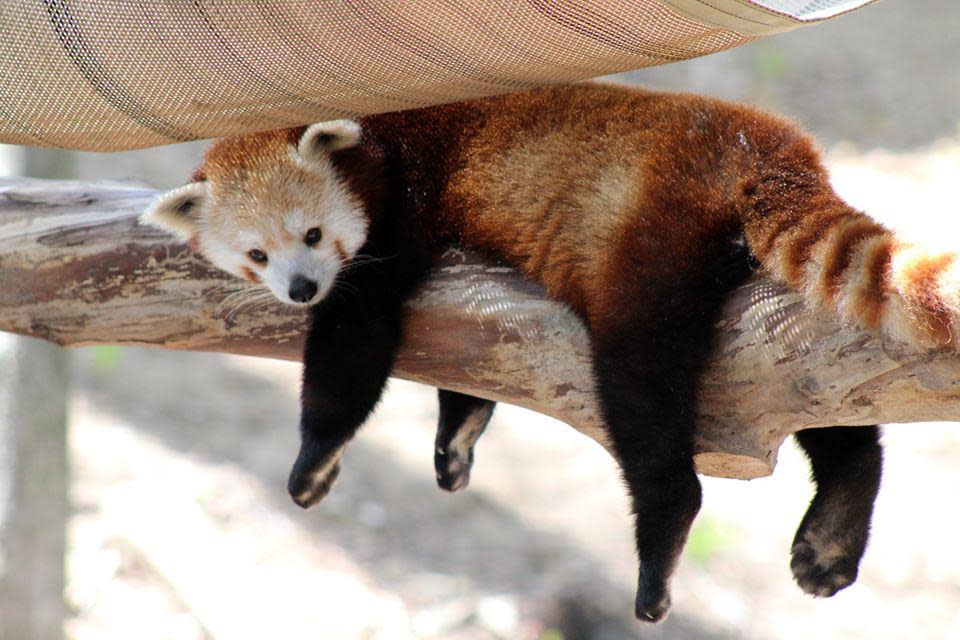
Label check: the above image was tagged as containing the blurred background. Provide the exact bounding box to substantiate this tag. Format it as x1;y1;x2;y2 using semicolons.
2;1;960;638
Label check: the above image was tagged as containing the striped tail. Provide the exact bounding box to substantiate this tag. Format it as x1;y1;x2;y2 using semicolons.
738;139;959;348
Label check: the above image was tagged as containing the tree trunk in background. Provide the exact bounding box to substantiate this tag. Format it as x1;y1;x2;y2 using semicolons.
0;338;70;640
0;147;72;640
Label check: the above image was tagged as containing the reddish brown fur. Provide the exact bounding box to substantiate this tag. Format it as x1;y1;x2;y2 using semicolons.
347;85;895;337
241;266;261;284
333;239;349;262
190;83;931;619
201;127;304;183
820;218;889;300
901;253;955;343
781;209;854;287
195;83;954;348
852;238;895;331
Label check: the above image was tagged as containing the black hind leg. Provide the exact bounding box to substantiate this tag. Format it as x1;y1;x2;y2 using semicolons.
434;390;495;492
792;425;883;597
593;345;704;623
590;230;754;622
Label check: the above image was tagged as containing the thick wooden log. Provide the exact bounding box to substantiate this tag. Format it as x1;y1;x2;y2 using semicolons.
2;177;959;480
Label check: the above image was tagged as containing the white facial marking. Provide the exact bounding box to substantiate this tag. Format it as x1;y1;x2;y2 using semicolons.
260;241;338;306
283;208;310;237
202;235;250;280
195;167;367;306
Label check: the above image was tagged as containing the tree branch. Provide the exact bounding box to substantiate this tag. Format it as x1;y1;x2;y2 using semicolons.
2;178;957;479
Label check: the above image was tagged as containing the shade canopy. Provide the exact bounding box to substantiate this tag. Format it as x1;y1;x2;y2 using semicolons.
0;0;874;151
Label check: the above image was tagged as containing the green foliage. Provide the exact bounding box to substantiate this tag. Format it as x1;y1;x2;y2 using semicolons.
685;516;736;566
753;45;790;81
90;345;123;375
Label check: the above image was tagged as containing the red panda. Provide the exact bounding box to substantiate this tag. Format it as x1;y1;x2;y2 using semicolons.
142;82;960;622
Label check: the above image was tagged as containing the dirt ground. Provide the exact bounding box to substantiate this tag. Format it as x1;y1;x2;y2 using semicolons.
3;2;960;638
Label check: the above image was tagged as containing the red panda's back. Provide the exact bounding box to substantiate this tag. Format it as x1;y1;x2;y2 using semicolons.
435;84;752;324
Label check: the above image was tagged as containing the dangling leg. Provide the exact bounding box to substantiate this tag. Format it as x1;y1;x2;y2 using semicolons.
588;223;755;622
593;344;703;623
434;390;496;492
791;425;883;597
287;298;403;508
288;250;417;509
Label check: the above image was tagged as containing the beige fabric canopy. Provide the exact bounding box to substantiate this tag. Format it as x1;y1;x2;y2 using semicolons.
0;0;874;151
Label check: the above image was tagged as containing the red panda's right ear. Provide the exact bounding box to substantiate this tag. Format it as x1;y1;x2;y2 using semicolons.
297;120;362;165
140;181;209;240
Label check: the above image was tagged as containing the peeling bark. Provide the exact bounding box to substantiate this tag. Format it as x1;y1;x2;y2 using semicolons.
2;178;959;480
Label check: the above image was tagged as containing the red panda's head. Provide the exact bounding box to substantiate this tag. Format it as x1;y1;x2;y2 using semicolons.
141;120;373;306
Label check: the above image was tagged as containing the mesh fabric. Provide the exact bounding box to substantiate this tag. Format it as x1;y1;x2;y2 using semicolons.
0;0;874;151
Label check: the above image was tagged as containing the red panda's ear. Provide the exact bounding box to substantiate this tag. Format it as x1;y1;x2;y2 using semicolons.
140;181;210;240
297;120;362;164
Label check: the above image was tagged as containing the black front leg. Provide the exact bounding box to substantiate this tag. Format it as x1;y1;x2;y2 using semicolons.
434;390;496;492
287;263;409;509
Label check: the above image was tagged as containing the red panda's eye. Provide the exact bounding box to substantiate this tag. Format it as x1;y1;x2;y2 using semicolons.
248;249;268;264
304;227;322;246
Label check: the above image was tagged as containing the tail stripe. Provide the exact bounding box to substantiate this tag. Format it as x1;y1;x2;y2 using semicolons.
736;127;959;348
819;218;889;302
778;210;852;286
754;212;801;261
847;236;894;331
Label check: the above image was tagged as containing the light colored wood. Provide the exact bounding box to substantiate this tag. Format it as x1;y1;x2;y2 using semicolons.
2;178;959;480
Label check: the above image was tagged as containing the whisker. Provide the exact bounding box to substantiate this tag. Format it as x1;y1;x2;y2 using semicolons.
341;252;399;273
216;284;274;320
334;280;360;295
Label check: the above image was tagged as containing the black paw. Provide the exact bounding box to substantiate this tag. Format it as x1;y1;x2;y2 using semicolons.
287;440;344;509
434;446;472;492
635;582;671;623
791;536;859;597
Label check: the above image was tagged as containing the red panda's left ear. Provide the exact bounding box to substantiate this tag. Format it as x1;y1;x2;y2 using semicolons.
297;120;362;164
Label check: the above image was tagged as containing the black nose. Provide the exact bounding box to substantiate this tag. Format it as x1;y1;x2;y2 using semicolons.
289;275;318;303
